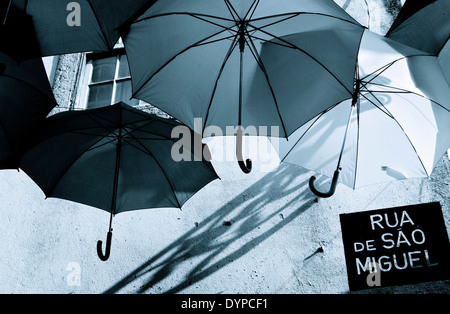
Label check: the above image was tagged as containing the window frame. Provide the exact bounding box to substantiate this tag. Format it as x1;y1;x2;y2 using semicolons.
77;46;138;110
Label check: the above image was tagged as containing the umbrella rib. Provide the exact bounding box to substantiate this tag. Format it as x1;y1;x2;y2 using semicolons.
2;0;12;25
224;0;240;22
244;32;288;138
194;34;237;47
203;34;240;132
248;23;354;95
123;134;183;208
85;136;118;152
282;102;342;154
279;103;343;163
134;12;234;24
365;82;450;114
68;129;115;138
248;12;302;32
436;37;449;56
353;99;361;189
85;0;111;49
45;132;115;198
280;112;325;163
366;81;415;93
362;92;429;176
243;0;261;21
247;33;296;49
132;26;236;98
186;13;237;34
363;90;413;94
360;61;397;85
80;111;122;134
250;12;363;28
360;54;430;83
359;92;395;119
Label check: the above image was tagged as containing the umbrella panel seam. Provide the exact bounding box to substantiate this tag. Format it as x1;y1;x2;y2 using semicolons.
122;133;182;208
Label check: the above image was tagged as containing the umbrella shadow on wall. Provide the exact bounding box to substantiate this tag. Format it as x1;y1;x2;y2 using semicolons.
103;164;316;294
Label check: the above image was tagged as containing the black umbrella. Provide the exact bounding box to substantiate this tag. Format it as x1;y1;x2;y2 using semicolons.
386;0;449;55
0;52;57;169
119;0;364;174
20;102;219;261
385;0;450;85
1;0;156;58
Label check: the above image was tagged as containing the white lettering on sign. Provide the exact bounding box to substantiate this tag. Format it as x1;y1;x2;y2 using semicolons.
369;210;415;230
354;210;439;280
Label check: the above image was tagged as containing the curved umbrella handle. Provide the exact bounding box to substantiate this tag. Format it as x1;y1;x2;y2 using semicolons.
238;159;252;174
309;170;340;198
97;231;112;262
236;127;252;174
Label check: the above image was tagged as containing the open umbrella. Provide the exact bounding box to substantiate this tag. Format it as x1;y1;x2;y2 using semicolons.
0;52;57;169
273;30;450;197
386;0;450;85
20;102;219;261
1;0;156;58
1;0;41;60
119;0;365;173
386;0;449;55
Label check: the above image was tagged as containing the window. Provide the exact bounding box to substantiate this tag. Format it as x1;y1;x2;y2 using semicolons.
82;49;139;109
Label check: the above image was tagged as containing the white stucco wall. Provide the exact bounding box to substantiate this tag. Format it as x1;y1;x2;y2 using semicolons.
1;0;448;294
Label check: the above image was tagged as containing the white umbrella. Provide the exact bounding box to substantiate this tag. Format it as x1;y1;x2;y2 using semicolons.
275;30;450;197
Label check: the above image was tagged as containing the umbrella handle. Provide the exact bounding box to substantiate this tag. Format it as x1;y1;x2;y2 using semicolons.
236;127;252;174
97;231;112;262
238;159;252;174
309;170;340;198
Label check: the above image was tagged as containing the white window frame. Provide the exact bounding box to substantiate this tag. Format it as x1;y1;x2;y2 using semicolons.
76;40;139;110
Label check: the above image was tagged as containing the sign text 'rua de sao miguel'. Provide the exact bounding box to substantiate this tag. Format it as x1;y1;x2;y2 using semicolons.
340;202;450;291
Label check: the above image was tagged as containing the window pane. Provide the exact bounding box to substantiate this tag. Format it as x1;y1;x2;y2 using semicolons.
87;83;113;109
114;79;139;106
117;54;131;79
91;57;116;83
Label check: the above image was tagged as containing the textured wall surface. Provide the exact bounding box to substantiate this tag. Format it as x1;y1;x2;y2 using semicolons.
1;0;449;294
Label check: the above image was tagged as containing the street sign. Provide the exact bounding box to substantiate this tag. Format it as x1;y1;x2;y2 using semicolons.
340;202;450;291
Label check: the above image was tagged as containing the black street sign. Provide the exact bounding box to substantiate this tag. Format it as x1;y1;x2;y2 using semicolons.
340;202;450;291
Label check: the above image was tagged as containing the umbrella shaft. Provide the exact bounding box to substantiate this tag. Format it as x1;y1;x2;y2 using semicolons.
238;21;247;125
238;22;246;53
110;128;122;219
336;103;356;171
239;50;244;125
336;80;360;170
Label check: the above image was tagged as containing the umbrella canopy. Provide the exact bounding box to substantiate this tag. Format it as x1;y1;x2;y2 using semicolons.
386;0;450;85
1;0;155;58
20;102;219;260
386;0;449;55
120;0;365;173
274;30;450;197
0;0;41;60
0;52;57;169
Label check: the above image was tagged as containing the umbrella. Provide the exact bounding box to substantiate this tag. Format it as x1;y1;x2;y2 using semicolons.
20;102;219;261
386;0;450;85
0;0;41;60
273;30;450;197
119;0;365;173
1;0;156;58
386;0;449;55
0;52;57;169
